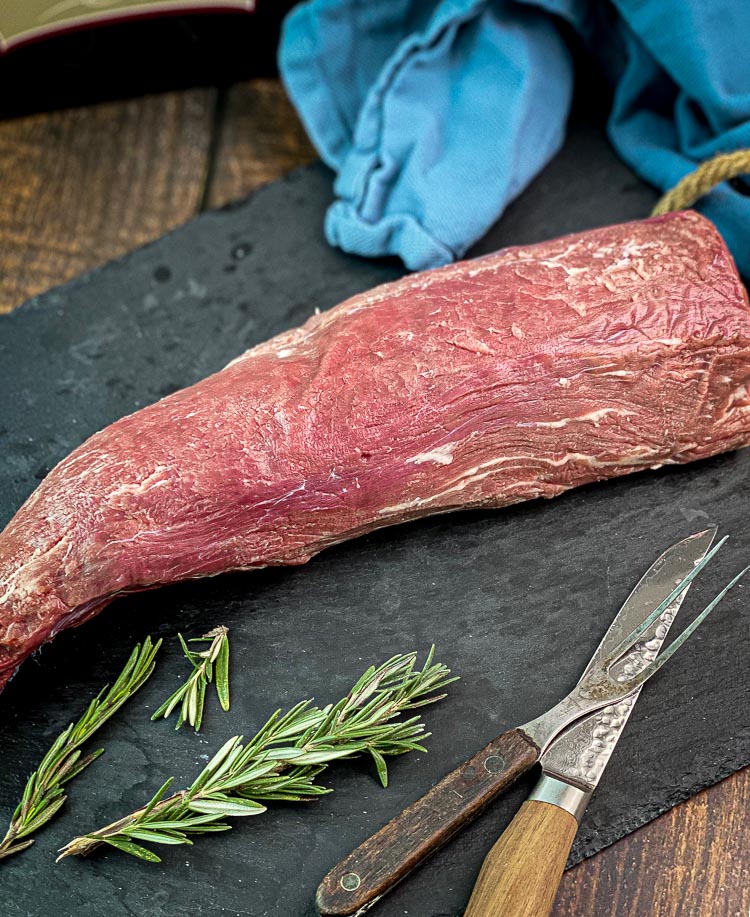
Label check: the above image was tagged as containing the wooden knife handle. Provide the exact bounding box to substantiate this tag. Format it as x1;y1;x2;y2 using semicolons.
464;800;578;917
315;728;540;916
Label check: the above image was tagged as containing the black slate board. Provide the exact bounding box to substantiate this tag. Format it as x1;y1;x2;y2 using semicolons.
1;115;749;917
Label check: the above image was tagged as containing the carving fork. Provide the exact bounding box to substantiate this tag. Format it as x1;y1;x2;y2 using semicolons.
316;527;746;916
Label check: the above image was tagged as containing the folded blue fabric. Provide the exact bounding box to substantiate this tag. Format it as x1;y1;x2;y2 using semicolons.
280;1;750;276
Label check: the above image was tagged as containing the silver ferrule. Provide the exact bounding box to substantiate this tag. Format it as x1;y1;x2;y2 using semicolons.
528;773;592;823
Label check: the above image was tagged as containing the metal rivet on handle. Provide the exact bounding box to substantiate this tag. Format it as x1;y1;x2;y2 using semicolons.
483;754;506;774
341;873;361;892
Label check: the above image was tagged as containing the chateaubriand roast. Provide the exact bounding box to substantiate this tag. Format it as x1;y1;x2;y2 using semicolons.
2;211;750;689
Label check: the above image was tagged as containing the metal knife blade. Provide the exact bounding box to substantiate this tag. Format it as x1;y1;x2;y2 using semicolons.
540;525;717;791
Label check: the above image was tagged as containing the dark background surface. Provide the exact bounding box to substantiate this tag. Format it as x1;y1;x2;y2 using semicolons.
0;6;293;119
0;121;749;916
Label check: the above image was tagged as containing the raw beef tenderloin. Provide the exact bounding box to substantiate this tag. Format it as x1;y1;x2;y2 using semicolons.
2;211;750;688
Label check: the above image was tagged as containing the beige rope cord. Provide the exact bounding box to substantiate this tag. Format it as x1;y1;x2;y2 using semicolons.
652;149;750;216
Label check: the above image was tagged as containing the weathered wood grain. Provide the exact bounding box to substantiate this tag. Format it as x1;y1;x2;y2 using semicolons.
317;729;541;916
206;78;317;208
0;90;215;312
555;767;750;916
467;801;579;917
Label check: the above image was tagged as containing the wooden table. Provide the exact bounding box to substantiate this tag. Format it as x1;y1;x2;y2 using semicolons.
0;79;748;916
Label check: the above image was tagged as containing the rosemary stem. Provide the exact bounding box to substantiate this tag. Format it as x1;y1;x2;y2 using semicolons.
57;791;190;859
58;650;458;864
0;637;161;862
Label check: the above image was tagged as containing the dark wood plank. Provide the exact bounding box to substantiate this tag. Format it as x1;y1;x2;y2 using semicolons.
0;89;216;312
555;767;750;916
206;78;317;208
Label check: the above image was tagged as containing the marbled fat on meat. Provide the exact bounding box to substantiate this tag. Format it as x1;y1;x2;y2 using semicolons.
2;212;750;687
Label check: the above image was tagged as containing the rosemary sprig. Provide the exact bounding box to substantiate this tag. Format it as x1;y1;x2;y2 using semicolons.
151;626;230;732
58;648;457;863
0;637;161;861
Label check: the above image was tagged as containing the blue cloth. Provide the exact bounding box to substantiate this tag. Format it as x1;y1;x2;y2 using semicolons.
280;0;750;277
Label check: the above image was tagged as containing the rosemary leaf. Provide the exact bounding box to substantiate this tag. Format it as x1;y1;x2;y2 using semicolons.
370;749;389;788
124;828;191;845
0;637;161;862
216;637;230;712
152;626;230;732
58;649;457;862
104;836;163;862
188;798;266;817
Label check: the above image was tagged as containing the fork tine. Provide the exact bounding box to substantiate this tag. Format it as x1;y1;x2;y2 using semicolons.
622;563;749;692
602;536;728;669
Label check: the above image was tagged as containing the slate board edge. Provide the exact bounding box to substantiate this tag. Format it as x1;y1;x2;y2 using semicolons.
2;162;330;322
569;754;743;867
